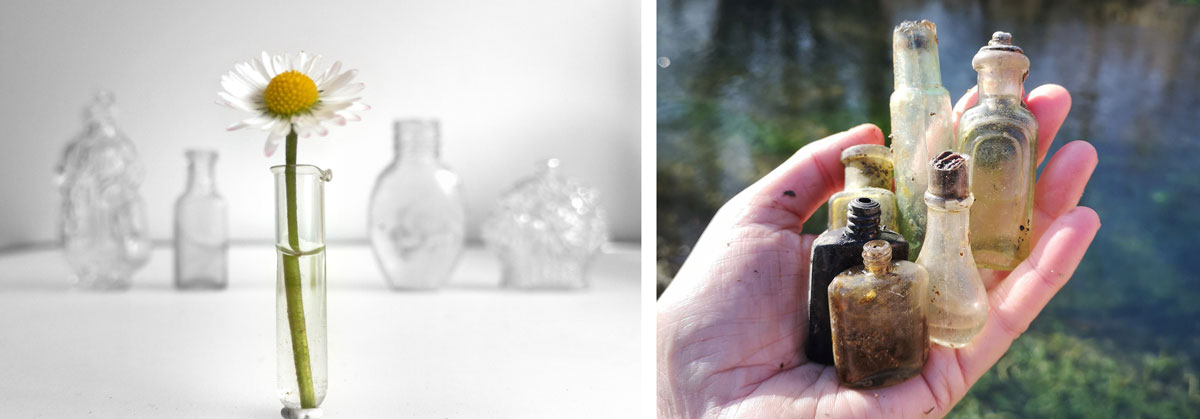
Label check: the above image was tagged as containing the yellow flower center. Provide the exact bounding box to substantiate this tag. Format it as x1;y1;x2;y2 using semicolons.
262;70;319;117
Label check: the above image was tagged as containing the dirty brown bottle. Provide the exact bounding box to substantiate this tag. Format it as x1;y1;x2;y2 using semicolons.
829;240;929;388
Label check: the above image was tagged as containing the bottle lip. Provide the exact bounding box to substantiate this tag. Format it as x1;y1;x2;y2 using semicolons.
893;20;938;50
269;164;333;182
185;148;218;159
840;144;893;166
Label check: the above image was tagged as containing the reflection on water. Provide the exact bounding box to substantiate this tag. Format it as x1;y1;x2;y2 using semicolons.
658;0;1200;415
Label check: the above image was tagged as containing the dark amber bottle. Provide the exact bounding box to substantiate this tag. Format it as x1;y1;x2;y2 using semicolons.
829;240;929;388
806;197;909;365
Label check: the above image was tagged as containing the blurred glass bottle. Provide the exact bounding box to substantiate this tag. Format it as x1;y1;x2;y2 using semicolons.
916;151;987;347
55;92;151;290
369;119;466;290
829;240;929;388
827;145;898;232
957;31;1037;270
481;159;608;289
174;149;229;290
889;20;955;260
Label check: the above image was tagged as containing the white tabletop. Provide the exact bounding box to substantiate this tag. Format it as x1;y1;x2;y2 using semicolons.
0;243;641;418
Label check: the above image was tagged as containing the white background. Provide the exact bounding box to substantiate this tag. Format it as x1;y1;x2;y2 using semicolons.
0;0;641;249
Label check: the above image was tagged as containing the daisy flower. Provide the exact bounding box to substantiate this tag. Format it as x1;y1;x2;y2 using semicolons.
218;51;369;156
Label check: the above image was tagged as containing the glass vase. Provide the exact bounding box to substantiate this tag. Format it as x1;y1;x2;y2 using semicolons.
273;165;329;410
174;149;229;289
56;91;151;290
368;119;466;290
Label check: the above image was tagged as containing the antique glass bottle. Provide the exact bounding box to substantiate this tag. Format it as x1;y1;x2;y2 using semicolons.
55;92;151;290
957;31;1037;270
827;144;898;232
829;240;929;388
481;159;608;289
889;20;955;260
174;149;229;290
916;151;988;347
806;197;908;365
368;119;466;290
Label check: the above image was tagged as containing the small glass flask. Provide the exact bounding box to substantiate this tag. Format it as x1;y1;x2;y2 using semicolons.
829;240;929;388
916;151;988;347
368;119;466;290
174;149;229;289
806;197;908;365
890;20;956;260
55;91;151;290
481;159;608;289
957;31;1038;270
827;144;899;232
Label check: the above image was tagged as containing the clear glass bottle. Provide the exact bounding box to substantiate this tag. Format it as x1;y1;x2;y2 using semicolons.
174;149;229;290
274;165;329;409
55;91;151;290
916;151;988;347
807;197;908;365
829;240;929;388
957;31;1037;270
481;159;608;289
368;119;466;290
889;20;955;260
827;144;899;232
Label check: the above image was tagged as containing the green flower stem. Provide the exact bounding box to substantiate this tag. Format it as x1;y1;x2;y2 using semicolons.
283;130;317;408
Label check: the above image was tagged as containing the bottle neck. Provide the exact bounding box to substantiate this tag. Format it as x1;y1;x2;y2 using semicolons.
862;240;893;276
186;156;217;194
843;160;892;190
845;209;882;240
923;197;971;244
394;120;441;163
977;65;1025;99
894;48;944;89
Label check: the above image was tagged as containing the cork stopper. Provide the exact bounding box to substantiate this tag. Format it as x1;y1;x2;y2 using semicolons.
928;151;970;199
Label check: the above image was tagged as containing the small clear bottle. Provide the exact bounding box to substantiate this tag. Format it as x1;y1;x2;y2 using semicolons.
829;240;929;388
957;31;1038;270
368;119;466;290
827;144;898;232
916;151;988;347
807;197;909;365
890;20;956;260
174;149;229;289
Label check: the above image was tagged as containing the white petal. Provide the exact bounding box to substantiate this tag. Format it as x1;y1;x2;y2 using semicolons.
217;92;258;113
273;54;287;75
221;74;258;99
318;69;357;92
227;115;273;131
302;53;321;75
316;61;342;85
260;51;275;76
235;62;268;87
264;122;291;157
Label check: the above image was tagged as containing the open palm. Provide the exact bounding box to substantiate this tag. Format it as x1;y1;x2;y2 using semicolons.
657;85;1100;418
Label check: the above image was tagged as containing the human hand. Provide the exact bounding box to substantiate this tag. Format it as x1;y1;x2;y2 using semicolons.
657;84;1099;418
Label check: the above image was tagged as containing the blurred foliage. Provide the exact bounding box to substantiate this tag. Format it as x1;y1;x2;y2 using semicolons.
951;328;1200;418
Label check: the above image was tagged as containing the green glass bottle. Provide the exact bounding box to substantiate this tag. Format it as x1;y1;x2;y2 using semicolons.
957;31;1037;270
827;145;899;232
889;20;955;260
